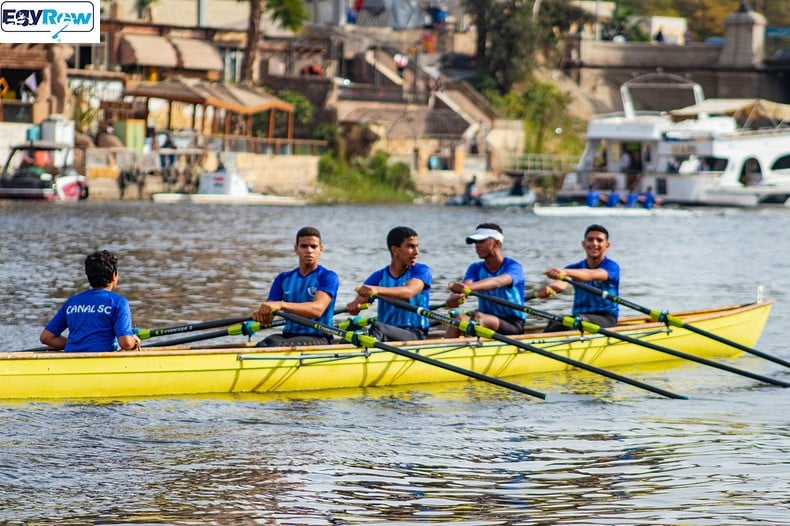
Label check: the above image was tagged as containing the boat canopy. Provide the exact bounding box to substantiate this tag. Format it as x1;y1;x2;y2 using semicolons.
670;99;790;128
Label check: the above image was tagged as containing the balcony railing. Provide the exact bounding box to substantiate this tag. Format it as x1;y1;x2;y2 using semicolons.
500;152;579;175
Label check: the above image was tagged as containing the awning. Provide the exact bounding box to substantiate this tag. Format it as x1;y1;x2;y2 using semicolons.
670;99;790;125
170;37;223;71
119;34;178;68
123;77;293;115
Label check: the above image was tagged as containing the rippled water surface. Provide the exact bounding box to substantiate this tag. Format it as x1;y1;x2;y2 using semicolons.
1;200;789;525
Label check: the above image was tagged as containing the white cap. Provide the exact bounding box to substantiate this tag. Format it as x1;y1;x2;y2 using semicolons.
466;227;504;244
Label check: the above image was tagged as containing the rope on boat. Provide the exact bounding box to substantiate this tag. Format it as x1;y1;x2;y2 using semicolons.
237;349;376;366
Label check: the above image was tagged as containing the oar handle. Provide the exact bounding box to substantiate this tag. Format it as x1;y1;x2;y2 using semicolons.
137;304;355;341
144;319;284;347
136;317;252;340
556;277;654;317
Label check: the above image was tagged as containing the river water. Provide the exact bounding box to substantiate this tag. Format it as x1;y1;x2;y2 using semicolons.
1;200;788;525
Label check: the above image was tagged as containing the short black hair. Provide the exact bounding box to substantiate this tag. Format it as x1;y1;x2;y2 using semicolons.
295;226;322;244
85;250;118;288
475;222;502;233
387;226;418;250
585;224;609;239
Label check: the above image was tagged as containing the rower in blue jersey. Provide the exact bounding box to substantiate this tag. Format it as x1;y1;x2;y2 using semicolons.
346;226;431;341
252;226;339;346
445;223;527;337
40;250;140;352
537;224;620;331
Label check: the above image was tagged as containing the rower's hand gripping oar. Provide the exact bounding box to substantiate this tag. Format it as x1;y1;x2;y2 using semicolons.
135;303;361;341
555;276;790;370
372;293;687;399
468;289;788;389
272;309;547;399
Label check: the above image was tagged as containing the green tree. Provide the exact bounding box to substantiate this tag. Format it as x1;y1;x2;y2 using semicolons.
464;0;591;93
521;80;574;153
463;0;534;94
239;0;308;84
485;78;584;155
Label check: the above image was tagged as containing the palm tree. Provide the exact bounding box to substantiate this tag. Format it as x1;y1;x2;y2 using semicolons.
239;0;309;84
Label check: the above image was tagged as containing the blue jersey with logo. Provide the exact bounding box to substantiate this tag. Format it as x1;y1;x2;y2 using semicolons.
365;262;431;333
268;265;339;336
565;256;620;316
44;288;135;353
463;257;526;320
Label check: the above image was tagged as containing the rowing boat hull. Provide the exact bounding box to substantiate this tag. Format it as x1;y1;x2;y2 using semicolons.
0;302;771;400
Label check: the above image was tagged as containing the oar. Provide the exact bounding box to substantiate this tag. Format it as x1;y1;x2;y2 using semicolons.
12;345;61;353
468;290;789;388
136;317;251;340
147;312;377;349
136;303;359;343
144;319;283;347
136;303;359;341
273;310;547;399
372;293;686;399
556;277;790;370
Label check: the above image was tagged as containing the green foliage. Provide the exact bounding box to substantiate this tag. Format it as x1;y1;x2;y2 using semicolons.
316;151;417;203
483;0;535;93
276;90;313;126
613;0;790;41
537;0;594;52
314;123;341;149
265;0;309;31
252;90;313;138
608;5;649;42
485;78;585;155
466;0;594;94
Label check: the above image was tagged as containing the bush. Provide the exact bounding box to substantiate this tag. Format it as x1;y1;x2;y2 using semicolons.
317;151;418;203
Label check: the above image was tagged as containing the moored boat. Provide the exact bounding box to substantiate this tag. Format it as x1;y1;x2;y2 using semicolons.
152;168;307;206
532;203;701;217
0;301;771;400
0;141;88;201
558;73;790;207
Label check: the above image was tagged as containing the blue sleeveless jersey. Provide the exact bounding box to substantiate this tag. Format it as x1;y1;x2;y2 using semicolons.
44;288;135;353
365;262;431;333
268;265;339;336
463;257;526;320
565;256;620;316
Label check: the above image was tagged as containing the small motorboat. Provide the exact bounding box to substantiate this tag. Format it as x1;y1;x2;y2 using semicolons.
0;141;88;201
151;168;307;206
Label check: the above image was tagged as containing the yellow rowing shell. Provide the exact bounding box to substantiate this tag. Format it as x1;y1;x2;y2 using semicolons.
0;302;772;400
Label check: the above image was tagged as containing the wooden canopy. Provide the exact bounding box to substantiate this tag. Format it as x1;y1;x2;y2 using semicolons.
123;76;294;138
